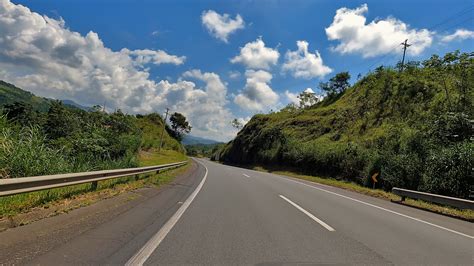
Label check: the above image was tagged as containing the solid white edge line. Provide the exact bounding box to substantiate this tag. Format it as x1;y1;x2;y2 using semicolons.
242;173;250;178
274;174;474;239
126;159;208;266
279;195;335;232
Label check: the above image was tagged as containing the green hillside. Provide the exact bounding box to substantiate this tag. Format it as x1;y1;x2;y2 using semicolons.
214;51;473;198
0;81;51;112
0;81;185;178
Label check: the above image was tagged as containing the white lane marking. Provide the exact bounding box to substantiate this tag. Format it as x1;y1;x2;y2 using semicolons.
274;174;474;239
242;173;250;178
126;160;208;266
280;195;335;231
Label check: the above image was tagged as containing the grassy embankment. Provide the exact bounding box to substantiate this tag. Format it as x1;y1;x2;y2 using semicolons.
214;51;473;221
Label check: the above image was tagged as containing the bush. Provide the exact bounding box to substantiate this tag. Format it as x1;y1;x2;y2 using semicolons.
421;142;473;198
0;126;73;178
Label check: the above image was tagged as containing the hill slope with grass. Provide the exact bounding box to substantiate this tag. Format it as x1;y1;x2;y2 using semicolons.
0;81;185;179
214;51;473;199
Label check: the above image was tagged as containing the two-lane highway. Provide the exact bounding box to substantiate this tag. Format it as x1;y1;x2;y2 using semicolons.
139;158;473;265
1;158;472;265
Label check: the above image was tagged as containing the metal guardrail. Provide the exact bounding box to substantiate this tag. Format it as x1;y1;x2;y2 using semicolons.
392;187;474;210
0;161;188;197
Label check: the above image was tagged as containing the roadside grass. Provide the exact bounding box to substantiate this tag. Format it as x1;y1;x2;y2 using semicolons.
139;149;188;166
252;166;474;222
0;149;188;219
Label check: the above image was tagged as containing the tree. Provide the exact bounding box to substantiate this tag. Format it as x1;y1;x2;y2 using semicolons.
319;72;351;96
231;118;243;130
3;102;38;125
169;112;191;141
297;90;319;108
44;100;81;139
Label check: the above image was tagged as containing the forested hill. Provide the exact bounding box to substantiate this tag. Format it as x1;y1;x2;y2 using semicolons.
214;51;473;199
0;80;89;111
0;81;184;179
0;80;51;112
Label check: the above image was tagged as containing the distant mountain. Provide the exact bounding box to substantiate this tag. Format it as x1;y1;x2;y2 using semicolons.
61;99;91;111
182;135;221;145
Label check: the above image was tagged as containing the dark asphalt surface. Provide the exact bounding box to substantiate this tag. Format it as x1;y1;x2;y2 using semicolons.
1;158;472;265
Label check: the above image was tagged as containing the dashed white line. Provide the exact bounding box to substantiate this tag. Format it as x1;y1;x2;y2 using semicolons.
242;173;250;178
126;159;208;266
275;175;474;239
279;195;335;232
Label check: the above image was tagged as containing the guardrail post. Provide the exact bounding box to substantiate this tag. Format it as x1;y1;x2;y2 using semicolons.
135;174;139;181
91;181;98;190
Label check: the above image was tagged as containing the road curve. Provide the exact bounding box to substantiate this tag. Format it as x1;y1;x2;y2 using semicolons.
0;158;472;265
143;158;473;265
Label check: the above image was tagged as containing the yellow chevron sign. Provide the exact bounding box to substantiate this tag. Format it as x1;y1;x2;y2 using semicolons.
372;172;379;183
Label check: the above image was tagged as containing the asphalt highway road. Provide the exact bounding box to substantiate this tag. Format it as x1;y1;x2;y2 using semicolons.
0;158;472;265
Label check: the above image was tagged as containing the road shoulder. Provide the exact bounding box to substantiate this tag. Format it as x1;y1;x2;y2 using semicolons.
0;160;205;265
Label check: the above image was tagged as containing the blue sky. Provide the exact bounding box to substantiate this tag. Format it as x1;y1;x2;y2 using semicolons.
1;0;473;140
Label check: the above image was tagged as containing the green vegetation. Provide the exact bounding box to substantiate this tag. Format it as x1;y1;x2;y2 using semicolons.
214;51;473;199
186;143;224;158
0;81;51;112
0;80;190;217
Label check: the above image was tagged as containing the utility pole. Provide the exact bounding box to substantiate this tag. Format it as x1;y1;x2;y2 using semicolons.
158;108;169;153
400;39;411;72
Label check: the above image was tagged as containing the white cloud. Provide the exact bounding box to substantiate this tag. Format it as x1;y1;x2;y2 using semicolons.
284;90;299;105
0;0;235;141
282;40;332;79
441;29;474;42
231;37;280;70
125;49;185;66
201;10;245;43
228;70;241;79
325;4;433;58
234;70;279;111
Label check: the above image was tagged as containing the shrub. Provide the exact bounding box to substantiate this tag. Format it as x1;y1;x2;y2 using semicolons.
421;142;473;199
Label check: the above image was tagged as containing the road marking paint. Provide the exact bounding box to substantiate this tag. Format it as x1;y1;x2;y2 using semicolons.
279;195;335;232
242;173;250;178
126;159;208;266
275;175;474;239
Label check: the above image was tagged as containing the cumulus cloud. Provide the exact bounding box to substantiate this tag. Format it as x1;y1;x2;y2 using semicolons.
284;90;299;105
234;70;279;111
325;4;433;57
201;10;245;43
125;49;185;66
282;41;332;79
0;0;235;141
441;29;474;42
231;38;280;70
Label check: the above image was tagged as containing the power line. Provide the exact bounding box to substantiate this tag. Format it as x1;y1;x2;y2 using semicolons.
427;5;474;31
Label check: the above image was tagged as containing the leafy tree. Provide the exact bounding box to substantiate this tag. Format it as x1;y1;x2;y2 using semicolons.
231;118;243;130
3;102;38;125
319;72;351;96
45;101;79;139
169;112;191;141
298;90;319;108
